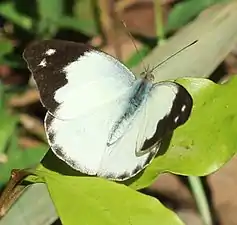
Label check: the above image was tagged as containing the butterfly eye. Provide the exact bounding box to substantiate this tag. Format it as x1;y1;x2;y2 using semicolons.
140;71;146;78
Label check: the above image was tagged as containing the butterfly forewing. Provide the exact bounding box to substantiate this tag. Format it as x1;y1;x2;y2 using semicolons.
23;40;135;120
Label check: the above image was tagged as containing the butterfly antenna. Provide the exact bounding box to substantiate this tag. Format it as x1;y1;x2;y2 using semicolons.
151;40;198;72
120;20;148;73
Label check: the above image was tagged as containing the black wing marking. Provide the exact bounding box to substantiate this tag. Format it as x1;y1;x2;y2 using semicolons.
23;40;92;115
141;82;193;150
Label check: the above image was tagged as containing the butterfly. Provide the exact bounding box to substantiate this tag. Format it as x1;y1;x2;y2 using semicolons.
23;40;193;181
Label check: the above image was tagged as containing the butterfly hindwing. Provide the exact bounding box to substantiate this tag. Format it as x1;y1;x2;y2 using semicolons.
140;81;193;151
45;92;158;180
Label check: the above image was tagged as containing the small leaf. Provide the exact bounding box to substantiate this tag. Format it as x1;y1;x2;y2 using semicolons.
0;136;47;186
72;0;99;36
34;168;184;225
37;0;64;38
0;54;23;68
0;39;19;67
37;0;63;22
0;40;14;57
0;111;18;155
0;2;32;30
57;16;95;35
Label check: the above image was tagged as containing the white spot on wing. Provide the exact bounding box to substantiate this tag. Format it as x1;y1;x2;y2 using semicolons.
174;116;179;123
45;48;56;56
181;105;186;112
38;58;47;67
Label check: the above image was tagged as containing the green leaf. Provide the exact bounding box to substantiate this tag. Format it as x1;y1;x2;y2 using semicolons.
0;2;32;30
72;0;99;36
0;39;20;67
37;0;63;22
0;54;23;68
0;39;14;57
0;136;47;186
34;168;184;225
166;0;230;33
129;77;237;189
0;111;18;154
37;0;64;38
57;16;95;35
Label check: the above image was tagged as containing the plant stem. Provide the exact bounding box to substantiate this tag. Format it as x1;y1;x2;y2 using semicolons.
188;176;212;225
0;169;30;217
154;0;166;45
98;0;122;59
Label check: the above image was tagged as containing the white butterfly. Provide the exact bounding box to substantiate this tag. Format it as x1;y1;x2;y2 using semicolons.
23;40;192;181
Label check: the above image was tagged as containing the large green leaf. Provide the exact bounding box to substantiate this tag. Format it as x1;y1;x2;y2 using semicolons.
29;76;237;225
34;168;184;225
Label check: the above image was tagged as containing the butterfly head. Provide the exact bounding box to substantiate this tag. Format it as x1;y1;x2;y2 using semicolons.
140;68;155;82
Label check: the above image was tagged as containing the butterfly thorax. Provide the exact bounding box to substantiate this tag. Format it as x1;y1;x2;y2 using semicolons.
107;78;153;146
